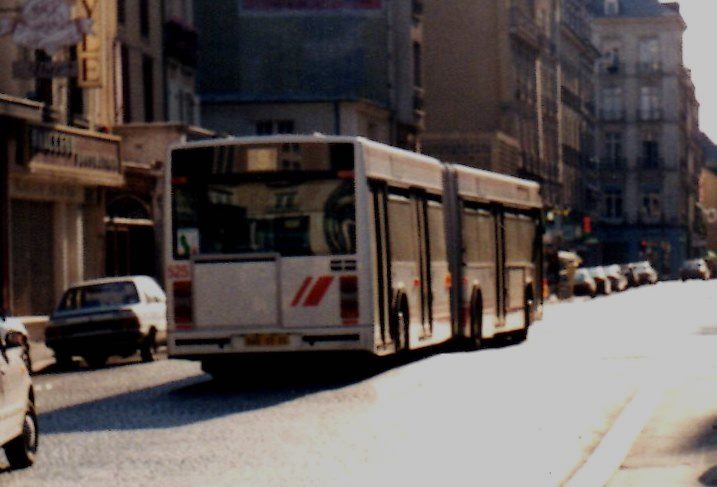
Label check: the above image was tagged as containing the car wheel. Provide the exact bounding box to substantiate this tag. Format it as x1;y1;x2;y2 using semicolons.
140;329;157;363
4;402;38;469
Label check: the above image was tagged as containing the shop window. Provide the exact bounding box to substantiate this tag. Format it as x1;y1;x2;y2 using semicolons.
142;55;154;122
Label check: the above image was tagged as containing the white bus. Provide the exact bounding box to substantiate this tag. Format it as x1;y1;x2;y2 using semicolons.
165;136;542;376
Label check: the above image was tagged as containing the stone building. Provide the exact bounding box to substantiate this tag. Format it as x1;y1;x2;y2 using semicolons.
422;0;564;209
590;0;703;277
0;0;123;316
0;0;208;317
557;0;601;259
194;0;424;151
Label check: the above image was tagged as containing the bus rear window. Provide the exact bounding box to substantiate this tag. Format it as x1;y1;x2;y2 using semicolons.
171;142;356;259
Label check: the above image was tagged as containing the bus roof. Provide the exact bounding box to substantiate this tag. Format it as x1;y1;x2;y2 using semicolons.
448;163;542;209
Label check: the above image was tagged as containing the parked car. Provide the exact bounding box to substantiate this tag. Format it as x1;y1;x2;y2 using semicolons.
634;261;659;285
573;268;597;297
588;266;612;295
620;263;640;287
604;264;628;292
0;316;38;469
45;276;167;368
680;258;711;281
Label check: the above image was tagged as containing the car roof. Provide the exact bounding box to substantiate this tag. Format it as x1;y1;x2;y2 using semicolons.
66;275;158;289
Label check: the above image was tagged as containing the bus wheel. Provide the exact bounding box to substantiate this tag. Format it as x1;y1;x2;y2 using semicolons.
470;287;484;349
511;291;533;344
390;293;409;352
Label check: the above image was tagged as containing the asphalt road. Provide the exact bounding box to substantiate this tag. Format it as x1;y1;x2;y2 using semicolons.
3;280;717;486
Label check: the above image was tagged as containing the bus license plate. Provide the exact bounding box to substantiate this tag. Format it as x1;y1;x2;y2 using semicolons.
244;333;289;347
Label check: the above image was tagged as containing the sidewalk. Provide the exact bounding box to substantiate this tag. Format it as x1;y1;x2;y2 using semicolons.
606;371;717;486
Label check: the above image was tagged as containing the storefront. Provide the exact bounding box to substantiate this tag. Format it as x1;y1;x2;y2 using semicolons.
0;108;123;316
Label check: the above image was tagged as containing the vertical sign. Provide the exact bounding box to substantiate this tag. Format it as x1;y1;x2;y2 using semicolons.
78;0;102;88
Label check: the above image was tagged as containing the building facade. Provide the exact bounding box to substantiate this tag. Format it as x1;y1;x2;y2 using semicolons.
422;0;563;209
0;0;208;317
556;0;601;261
590;0;703;277
0;0;123;316
194;0;424;150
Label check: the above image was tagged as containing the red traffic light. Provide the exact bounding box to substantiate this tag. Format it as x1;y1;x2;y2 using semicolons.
582;215;592;234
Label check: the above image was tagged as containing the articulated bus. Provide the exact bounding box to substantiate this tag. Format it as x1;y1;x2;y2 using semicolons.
165;136;542;375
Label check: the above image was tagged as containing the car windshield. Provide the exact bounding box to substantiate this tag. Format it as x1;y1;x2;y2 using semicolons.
684;259;704;269
58;282;140;311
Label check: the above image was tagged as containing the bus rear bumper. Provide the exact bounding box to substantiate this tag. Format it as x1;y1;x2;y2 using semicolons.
168;325;375;358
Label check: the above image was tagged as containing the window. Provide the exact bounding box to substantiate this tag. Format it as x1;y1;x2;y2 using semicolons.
604;0;619;15
68;46;83;119
121;44;131;122
427;201;445;261
601;87;623;120
602;40;621;73
277;120;294;134
603;189;623;219
638;38;660;72
413;42;422;88
639;86;660;120
117;0;126;24
255;120;295;135
142;55;154;122
604;132;623;166
640;191;661;220
33;50;52;106
140;0;150;38
641;134;660;167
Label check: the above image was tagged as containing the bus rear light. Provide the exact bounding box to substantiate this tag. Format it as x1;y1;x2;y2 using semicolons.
172;280;193;328
340;275;358;324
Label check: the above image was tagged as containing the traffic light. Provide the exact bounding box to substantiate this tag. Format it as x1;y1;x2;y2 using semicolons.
582;215;592;235
640;240;648;251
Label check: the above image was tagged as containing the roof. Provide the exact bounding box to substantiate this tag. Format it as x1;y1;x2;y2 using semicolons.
588;0;682;18
67;276;158;289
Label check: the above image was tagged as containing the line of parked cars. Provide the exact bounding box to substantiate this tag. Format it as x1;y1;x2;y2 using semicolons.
573;261;658;297
0;275;168;470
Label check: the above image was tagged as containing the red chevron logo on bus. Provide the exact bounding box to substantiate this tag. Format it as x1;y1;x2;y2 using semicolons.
291;276;335;307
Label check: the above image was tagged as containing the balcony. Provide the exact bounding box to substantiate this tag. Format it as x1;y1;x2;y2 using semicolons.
602;61;621;75
637;61;662;75
599;109;625;122
509;6;543;51
164;18;198;67
600;156;626;170
637;156;664;169
637;107;662;122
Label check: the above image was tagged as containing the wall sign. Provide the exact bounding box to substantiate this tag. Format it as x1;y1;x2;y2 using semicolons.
22;123;123;186
0;0;93;55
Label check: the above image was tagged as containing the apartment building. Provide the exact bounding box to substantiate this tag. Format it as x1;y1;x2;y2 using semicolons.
557;0;601;258
194;0;424;150
0;0;207;316
422;0;563;209
590;0;703;277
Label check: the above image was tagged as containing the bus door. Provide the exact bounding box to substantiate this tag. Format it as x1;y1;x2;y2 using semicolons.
413;190;433;340
503;211;536;328
385;188;426;349
369;181;392;350
494;206;507;328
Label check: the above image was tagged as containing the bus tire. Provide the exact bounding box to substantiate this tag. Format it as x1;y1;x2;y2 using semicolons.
469;287;484;349
390;292;409;352
511;288;533;344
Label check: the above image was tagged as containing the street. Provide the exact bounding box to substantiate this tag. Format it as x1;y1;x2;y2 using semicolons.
3;280;717;486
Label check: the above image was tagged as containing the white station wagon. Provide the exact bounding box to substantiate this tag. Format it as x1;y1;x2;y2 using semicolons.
45;276;167;368
0;316;37;469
